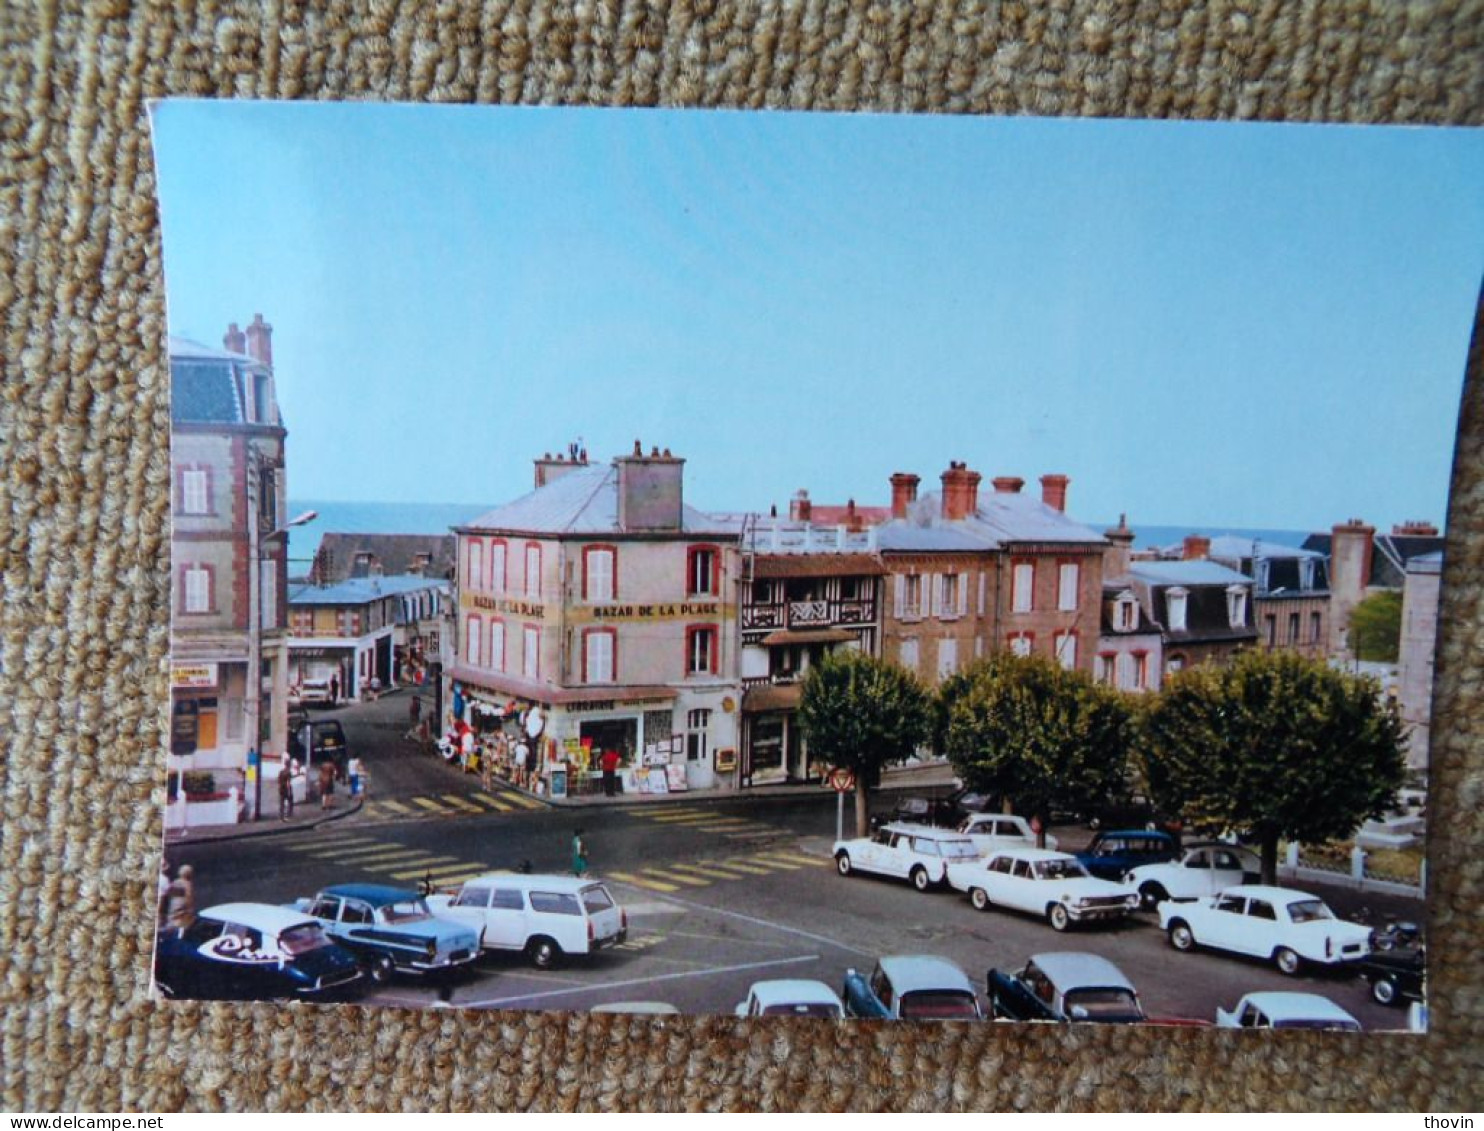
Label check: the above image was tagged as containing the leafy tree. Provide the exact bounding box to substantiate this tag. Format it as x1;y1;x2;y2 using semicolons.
1349;590;1403;663
797;649;932;837
942;654;1134;844
1140;648;1406;884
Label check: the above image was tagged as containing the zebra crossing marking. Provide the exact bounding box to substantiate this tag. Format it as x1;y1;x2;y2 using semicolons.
410;797;455;814
471;792;515;812
440;794;485;813
636;867;711;887
384;856;467;880
606;870;681;893
301;844;435;864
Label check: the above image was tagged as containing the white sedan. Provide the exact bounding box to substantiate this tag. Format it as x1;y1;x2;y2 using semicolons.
734;979;845;1019
1215;991;1361;1031
955;812;1058;855
1159;885;1372;975
946;848;1140;931
1123;841;1259;909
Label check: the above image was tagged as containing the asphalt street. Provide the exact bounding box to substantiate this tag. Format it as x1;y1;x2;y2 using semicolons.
163;690;1422;1029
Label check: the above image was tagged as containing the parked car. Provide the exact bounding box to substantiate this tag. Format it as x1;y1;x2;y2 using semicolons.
1356;945;1426;1007
841;955;982;1021
1075;829;1178;881
1159;885;1372;975
1122;841;1260;910
287;717;350;774
590;1001;680;1015
425;872;627;968
946;847;1140;931
833;822;980;891
956;812;1058;854
1215;991;1361;1031
294;678;336;707
153;902;364;1001
734;979;846;1019
985;952;1146;1024
290;883;481;982
871;787;996;830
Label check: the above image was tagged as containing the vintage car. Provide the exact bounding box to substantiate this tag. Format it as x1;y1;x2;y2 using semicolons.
154;902;364;1001
1075;829;1179;881
426;872;627;968
290;883;481;982
946;847;1140;931
841;955;982;1021
833;822;980;891
1122;841;1260;909
293;678;336;707
985;952;1146;1024
956;812;1058;854
1160;885;1372;975
1215;991;1361;1031
1356;944;1426;1007
734;979;846;1019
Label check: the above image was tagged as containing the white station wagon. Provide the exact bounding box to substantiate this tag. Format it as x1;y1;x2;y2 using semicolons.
1159;885;1372;975
426;873;627;968
946;847;1140;931
833;822;980;891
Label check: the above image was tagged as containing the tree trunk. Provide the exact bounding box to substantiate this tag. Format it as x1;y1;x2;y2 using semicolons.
1260;832;1279;887
855;783;871;838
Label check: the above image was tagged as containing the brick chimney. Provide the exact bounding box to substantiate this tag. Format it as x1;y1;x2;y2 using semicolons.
940;462;982;521
844;499;864;532
1182;535;1210;561
534;447;590;489
992;476;1024;495
223;322;247;355
1328;517;1377;653
889;472;920;520
1040;474;1069;513
789;490;812;522
616;441;685;532
1104;514;1135;579
1392;520;1439;537
244;313;273;368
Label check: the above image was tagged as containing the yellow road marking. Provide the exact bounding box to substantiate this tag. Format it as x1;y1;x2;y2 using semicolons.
368;799;415;816
303;846;433;864
441;794;485;813
630;808;705;819
502;792;545;810
638;868;711;887
666;862;752;881
283;836;379;851
384;856;467;879
606;870;681;893
755;851;830;867
411;797;454;813
471;792;514;812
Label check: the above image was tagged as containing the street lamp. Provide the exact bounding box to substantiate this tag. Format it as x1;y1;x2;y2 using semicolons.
249;507;318;821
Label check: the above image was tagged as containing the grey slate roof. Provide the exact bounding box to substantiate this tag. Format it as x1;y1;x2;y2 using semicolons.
1167;535;1325;561
463;463;736;538
1303;530;1446;588
289;575;448;607
169;335;267;426
1128;560;1254;587
310;533;457;583
873;490;1107;553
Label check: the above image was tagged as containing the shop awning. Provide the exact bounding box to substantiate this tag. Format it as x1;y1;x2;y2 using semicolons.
742;683;802;712
759;629;857;646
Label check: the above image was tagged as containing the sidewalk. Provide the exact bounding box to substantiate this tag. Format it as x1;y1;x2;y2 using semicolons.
166;795;365;846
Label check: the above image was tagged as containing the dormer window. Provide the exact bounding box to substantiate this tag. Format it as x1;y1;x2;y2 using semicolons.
1299;558;1315;590
1113;593;1138;633
1166;587;1188;633
1226;585;1248;628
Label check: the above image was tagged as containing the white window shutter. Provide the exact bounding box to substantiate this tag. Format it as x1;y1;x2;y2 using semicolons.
930;574;941;617
958;572;969;616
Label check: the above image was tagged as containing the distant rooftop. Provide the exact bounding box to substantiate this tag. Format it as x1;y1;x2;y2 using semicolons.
1128;560;1254;587
289;574;447;606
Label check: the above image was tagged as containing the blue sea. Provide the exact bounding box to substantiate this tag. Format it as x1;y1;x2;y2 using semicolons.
287;498;1315;575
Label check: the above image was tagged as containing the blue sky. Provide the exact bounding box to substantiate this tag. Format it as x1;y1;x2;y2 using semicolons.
151;102;1484;531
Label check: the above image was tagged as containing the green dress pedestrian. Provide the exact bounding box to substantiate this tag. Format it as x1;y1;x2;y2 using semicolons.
572;829;588;877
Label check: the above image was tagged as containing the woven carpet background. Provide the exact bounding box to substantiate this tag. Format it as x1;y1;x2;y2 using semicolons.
2;0;1482;1112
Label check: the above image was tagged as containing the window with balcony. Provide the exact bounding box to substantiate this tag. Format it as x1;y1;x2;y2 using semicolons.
584;545;616;602
1011;561;1034;613
583;628;615;683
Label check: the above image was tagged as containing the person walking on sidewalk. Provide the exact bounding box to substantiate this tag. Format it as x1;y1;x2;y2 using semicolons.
319;759;336;811
278;761;295;821
571;828;588;877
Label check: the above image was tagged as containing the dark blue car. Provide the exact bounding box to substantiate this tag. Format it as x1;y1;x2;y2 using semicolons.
154;902;364;1001
1075;830;1178;881
291;883;482;983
